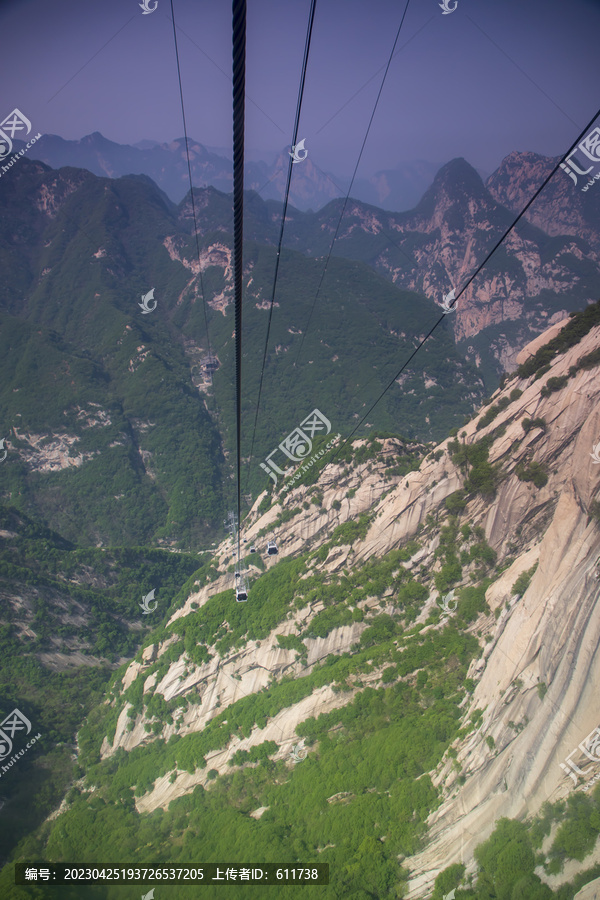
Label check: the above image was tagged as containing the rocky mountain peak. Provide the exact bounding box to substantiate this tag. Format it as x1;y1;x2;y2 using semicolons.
424;156;488;202
487;148;600;251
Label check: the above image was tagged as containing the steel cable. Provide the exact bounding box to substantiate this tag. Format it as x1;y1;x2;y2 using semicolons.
232;0;247;568
169;0;213;365
244;0;318;492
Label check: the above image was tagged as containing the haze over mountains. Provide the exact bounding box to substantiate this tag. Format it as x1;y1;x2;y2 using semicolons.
16;131;600;380
17;131;442;212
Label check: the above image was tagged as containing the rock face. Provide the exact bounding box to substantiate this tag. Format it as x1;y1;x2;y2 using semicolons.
11;427;99;472
574;876;600;900
486;150;600;253
102;319;600;896
514;317;571;365
281;155;600;373
401;325;600;897
20;141;600;380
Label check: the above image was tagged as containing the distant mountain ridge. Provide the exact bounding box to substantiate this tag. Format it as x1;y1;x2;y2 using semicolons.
171;152;600;384
7;143;600;383
17;132;599;247
15;131;440;212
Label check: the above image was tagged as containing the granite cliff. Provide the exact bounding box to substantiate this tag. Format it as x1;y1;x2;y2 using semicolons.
95;309;600;896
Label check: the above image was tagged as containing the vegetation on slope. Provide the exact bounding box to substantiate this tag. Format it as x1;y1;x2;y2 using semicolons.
0;503;202;865
516;297;600;378
0;504;504;899
432;787;600;899
0;161;490;546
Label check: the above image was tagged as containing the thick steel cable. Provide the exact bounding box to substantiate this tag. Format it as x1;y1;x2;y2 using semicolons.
232;0;246;569
169;0;212;364
244;0;318;489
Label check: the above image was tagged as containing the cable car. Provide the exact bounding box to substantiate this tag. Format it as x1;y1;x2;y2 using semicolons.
250;546;256;553
267;540;278;556
236;586;248;602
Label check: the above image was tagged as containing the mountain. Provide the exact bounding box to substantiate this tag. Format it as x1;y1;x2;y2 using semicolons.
246;148;341;211
138;150;600;382
17;134;600;379
244;152;441;213
12;131;262;203
281;157;600;379
3;303;600;898
16;132;439;212
0;158;228;549
0;156;493;553
363;159;444;211
486;150;600;254
2;146;600;553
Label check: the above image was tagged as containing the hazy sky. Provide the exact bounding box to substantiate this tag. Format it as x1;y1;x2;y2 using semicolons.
1;0;599;176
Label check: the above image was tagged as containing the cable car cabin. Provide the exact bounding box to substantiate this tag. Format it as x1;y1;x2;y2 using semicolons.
235;586;248;602
250;546;256;553
267;540;278;556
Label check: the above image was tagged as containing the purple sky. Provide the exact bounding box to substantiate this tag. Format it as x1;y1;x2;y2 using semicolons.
1;0;599;177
